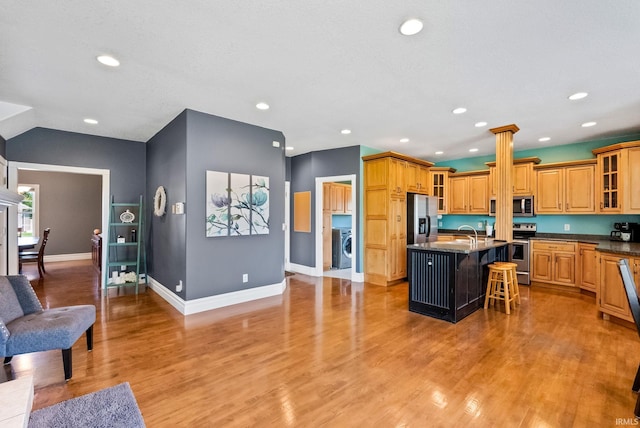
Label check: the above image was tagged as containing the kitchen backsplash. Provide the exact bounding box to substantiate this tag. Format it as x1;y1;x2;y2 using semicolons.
440;214;640;236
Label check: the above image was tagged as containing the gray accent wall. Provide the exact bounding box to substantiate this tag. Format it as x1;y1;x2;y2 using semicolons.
289;146;361;271
146;111;188;299
6;127;146;203
18;170;101;255
0;134;6;158
147;109;286;301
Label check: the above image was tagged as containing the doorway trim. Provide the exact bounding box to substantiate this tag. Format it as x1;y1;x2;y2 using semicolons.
314;175;357;279
8;162;110;287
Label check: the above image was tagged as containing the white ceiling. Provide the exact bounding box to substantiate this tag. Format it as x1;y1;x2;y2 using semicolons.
1;1;639;161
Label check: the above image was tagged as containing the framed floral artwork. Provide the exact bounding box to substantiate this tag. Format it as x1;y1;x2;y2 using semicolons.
206;171;270;237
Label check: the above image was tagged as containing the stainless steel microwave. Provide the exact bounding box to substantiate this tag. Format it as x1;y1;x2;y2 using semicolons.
489;196;535;217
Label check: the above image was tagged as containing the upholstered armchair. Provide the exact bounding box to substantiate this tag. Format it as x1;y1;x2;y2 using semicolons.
0;275;95;381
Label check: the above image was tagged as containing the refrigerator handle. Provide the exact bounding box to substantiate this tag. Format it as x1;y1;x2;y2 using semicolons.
426;215;431;238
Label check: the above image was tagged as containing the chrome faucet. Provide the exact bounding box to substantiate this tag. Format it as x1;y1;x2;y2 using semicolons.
458;225;478;246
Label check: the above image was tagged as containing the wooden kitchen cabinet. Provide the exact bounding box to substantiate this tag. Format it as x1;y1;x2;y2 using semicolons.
530;240;577;287
406;162;430;194
448;171;490;214
429;167;455;214
486;157;540;196
593;141;640;214
577;243;598;292
534;160;596;214
362;152;433;286
597;253;640;322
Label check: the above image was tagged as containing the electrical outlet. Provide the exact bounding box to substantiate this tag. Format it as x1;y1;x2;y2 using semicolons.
439;221;443;227
477;222;483;229
564;224;570;231
120;265;126;271
176;280;183;292
242;274;248;283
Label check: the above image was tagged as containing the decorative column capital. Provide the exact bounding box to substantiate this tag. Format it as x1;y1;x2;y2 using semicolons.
490;124;520;135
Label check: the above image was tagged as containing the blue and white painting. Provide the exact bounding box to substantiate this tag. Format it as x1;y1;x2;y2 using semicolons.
206;171;270;237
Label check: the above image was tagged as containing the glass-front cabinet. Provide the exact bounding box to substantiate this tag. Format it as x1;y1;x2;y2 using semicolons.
599;150;620;212
428;167;455;214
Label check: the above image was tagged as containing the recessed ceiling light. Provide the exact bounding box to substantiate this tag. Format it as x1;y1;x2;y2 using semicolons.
452;107;467;114
256;102;270;110
568;92;588;101
400;138;410;143
582;121;597;127
474;121;487;127
538;137;551;142
399;19;424;36
286;147;294;151
469;148;479;152
341;129;351;135
435;151;443;155
83;118;98;125
96;55;120;67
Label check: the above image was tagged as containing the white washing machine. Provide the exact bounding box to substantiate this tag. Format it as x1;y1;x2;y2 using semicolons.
332;228;352;269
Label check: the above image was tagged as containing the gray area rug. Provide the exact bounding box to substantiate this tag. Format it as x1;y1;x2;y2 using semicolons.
29;382;145;428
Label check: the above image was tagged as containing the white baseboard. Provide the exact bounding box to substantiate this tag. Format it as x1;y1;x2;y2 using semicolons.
289;263;364;282
147;275;287;315
43;253;91;262
288;263;319;276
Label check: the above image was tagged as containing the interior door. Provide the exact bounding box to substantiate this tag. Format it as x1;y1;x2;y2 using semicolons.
0;156;6;275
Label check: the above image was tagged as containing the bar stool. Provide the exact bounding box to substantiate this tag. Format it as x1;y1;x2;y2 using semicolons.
484;263;519;314
492;261;521;305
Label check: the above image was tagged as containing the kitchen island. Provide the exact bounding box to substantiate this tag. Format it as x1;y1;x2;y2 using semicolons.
407;239;510;323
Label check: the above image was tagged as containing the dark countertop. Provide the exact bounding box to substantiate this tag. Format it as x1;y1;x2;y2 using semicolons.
408;239;509;254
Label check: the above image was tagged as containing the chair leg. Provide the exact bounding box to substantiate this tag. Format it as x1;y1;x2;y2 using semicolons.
633;364;640;392
635;394;640;419
3;356;12;365
62;348;72;380
37;261;44;278
86;325;94;351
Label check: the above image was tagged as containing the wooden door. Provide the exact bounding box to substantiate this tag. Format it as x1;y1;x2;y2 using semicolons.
468;175;489;213
405;162;419;193
449;176;468;213
599;254;632;321
344;185;352;214
536;169;563;213
531;250;553;282
389;158;406;196
565;165;595;213
579;244;598;292
332;184;345;213
553;252;576;285
323;212;332;270
513;163;532;195
389;197;406;280
626;148;640;213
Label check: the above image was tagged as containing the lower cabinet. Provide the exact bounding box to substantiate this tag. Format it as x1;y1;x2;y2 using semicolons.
597;253;640;322
578;243;598;292
530;240;577;287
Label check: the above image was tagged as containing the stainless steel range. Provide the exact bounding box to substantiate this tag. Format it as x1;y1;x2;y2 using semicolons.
510;223;536;285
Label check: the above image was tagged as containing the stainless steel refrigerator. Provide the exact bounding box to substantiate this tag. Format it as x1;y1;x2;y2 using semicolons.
407;193;438;244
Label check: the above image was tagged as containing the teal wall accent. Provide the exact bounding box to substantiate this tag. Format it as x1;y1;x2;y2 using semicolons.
436;133;640;235
332;214;352;228
440;214;640;236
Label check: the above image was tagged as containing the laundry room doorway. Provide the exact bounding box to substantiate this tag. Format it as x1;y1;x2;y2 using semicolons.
315;175;356;280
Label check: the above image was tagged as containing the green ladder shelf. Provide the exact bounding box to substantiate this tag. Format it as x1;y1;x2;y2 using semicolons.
103;195;147;293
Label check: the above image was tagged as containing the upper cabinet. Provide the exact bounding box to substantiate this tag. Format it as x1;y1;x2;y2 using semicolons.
534;160;596;214
448;171;490;214
592;141;640;214
486;157;540;196
428;167;456;214
406;162;430;194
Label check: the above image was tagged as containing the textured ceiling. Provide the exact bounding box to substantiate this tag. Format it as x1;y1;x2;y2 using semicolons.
1;1;639;160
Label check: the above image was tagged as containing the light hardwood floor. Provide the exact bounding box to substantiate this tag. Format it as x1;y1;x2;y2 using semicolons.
3;260;640;426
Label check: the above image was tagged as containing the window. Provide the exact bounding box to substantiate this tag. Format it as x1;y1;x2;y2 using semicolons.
17;184;38;237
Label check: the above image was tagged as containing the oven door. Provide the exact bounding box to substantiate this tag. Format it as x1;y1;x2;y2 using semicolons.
509;240;530;284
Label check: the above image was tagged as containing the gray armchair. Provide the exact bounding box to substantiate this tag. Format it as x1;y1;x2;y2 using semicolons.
0;275;95;381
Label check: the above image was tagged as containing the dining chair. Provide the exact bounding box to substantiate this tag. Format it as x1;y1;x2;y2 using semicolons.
18;228;50;279
618;258;640;418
